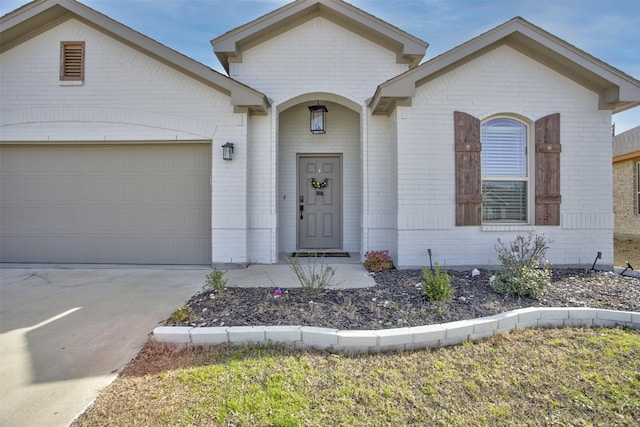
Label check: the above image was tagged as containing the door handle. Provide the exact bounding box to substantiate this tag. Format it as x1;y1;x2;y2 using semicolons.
299;204;304;220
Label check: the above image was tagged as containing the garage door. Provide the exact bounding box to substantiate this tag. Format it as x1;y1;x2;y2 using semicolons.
0;143;211;264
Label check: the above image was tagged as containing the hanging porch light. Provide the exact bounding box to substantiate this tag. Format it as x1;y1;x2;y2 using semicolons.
308;105;328;134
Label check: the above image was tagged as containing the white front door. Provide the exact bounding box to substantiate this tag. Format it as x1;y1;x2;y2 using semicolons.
298;155;342;249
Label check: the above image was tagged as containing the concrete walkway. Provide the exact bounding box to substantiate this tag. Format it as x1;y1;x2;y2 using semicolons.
224;262;375;289
0;266;206;427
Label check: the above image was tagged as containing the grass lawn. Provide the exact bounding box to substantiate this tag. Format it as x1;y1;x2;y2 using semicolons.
74;327;639;426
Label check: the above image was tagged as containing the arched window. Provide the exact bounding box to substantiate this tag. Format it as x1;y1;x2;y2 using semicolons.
455;111;560;227
481;117;529;223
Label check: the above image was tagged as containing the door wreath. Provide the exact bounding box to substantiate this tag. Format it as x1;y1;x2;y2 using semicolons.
311;178;329;189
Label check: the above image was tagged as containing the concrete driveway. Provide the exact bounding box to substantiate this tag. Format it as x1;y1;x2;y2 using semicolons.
0;266;207;427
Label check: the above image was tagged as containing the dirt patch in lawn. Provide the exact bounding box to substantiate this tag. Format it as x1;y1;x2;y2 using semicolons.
119;342;194;377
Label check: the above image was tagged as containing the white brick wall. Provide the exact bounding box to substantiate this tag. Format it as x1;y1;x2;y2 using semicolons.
211;111;250;264
363;111;398;258
366;46;614;267
231;17;408;106
0;19;237;142
247;113;277;263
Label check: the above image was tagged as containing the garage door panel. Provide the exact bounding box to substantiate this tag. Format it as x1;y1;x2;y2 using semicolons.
0;235;208;264
0;144;211;264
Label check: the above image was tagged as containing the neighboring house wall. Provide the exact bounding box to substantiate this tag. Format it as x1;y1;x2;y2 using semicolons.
231;17;408;106
613;159;640;237
613;127;640;238
390;46;613;267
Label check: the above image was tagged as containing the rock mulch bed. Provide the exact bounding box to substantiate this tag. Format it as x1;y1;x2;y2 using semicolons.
166;269;639;331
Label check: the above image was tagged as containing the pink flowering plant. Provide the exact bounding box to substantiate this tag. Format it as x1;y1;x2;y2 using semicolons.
363;250;394;272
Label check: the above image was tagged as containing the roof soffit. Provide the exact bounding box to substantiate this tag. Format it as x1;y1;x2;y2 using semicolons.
211;0;428;73
1;0;270;115
370;17;640;115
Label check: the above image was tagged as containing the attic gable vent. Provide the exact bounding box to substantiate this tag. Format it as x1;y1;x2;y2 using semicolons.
60;42;85;81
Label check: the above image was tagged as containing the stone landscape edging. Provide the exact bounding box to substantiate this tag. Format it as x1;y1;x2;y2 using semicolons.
153;307;640;353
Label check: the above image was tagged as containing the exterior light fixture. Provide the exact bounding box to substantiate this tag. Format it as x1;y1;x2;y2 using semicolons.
221;142;234;161
308;105;328;134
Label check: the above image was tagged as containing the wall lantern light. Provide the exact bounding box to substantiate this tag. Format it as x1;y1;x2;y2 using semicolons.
308;105;328;134
221;142;234;161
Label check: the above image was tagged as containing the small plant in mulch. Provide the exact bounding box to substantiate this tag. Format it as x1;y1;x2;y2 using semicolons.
288;253;336;296
170;305;192;323
421;262;454;301
493;232;552;299
205;269;227;295
363;250;394;272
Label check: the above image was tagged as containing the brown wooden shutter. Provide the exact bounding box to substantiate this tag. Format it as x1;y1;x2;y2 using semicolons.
60;42;85;81
454;111;482;226
535;113;561;225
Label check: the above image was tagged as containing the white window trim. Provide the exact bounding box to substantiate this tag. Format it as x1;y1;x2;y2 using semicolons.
480;115;533;225
59;80;84;87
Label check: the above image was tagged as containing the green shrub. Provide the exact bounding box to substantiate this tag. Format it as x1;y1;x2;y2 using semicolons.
363;250;394;272
493;263;551;299
206;269;227;295
493;233;551;299
421;263;454;301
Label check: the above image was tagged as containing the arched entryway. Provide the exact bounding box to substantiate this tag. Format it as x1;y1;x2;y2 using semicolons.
276;94;362;256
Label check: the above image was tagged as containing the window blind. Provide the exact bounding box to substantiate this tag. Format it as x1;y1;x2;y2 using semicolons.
481;118;528;223
482;181;527;222
481;118;527;178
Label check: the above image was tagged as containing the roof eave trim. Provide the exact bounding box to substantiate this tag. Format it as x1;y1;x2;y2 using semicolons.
1;0;270;114
1;0;51;27
370;17;640;115
612;150;640;163
211;0;428;72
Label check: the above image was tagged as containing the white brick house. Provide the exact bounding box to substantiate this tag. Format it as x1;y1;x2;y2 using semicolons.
1;0;639;267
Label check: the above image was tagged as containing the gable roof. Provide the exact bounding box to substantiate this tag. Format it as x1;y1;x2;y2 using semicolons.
0;0;270;115
211;0;428;74
369;17;640;115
